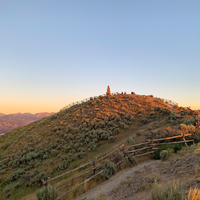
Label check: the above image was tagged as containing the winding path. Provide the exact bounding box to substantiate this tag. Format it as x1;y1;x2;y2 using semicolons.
76;160;159;200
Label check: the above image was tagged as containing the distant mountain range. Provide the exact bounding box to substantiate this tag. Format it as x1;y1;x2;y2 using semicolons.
0;113;6;117
0;112;54;134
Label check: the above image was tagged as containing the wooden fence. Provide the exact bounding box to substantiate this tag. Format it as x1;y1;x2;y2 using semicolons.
41;133;193;199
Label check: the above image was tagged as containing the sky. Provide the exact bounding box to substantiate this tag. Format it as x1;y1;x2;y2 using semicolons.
0;0;200;114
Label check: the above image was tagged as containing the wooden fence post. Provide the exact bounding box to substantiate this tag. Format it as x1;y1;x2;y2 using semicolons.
41;177;50;187
182;132;188;147
93;157;97;175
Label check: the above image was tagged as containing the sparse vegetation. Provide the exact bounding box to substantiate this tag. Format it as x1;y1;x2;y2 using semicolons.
151;179;184;200
35;185;58;200
0;92;198;199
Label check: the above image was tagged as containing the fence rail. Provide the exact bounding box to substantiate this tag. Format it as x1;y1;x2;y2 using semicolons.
41;133;194;199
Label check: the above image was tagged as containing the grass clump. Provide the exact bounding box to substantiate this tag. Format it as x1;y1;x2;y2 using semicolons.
151;179;184;200
188;186;200;200
35;185;58;200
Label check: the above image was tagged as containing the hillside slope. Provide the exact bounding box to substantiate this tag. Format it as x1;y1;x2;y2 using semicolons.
0;93;198;200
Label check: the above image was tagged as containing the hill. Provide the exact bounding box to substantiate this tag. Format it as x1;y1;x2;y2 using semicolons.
0;113;6;117
0;92;199;200
0;112;54;134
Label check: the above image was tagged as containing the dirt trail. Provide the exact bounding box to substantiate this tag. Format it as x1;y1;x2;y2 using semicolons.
76;160;159;200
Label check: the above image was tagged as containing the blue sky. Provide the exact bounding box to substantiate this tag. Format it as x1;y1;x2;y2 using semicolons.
0;0;200;114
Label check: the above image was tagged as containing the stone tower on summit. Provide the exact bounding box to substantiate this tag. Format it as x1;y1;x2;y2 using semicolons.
106;86;111;95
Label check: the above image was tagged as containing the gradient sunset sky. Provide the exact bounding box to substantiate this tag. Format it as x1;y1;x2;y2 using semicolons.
1;1;200;114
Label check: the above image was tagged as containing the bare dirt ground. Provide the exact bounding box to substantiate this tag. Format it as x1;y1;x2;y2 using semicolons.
76;146;200;200
76;160;159;200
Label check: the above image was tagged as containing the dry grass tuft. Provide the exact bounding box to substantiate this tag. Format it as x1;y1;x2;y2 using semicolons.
188;187;200;200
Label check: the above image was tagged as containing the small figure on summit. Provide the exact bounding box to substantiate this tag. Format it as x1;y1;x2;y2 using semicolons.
106;86;111;95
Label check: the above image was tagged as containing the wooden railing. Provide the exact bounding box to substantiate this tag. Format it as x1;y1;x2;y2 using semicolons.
41;133;193;199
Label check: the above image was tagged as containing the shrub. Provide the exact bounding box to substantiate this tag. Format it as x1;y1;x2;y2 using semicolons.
188;187;200;200
102;161;117;179
108;136;115;142
136;131;141;136
160;150;170;161
29;172;47;187
14;182;21;189
55;159;70;170
119;121;126;129
141;117;148;124
6;169;26;183
179;124;187;130
3;183;14;194
0;169;6;174
74;143;79;149
6;192;11;199
113;128;120;134
101;132;110;140
35;161;42;168
77;147;85;152
151;179;184;200
124;125;128;129
50;149;59;157
182;117;196;125
126;136;136;145
88;142;97;151
35;185;58;200
61;155;70;161
124;156;137;167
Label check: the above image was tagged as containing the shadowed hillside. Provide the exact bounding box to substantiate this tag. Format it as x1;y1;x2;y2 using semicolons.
0;92;199;200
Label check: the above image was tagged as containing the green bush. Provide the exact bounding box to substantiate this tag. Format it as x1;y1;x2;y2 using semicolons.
88;142;97;151
182;117;196;125
3;183;14;194
35;185;58;200
55;159;70;170
141;117;148;124
50;149;59;157
160;150;170;161
0;169;6;174
154;144;183;160
113;128;120;134
102;161;117;179
29;172;47;187
136;131;141;136
6;169;25;183
6;192;11;199
126;136;136;145
108;136;115;142
119;121;126;129
124;156;137;167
